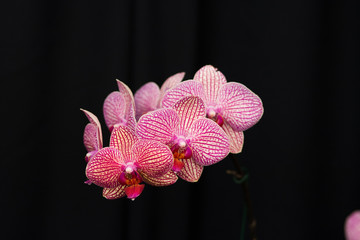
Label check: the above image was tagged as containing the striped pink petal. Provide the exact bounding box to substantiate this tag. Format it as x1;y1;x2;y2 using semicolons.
116;80;136;131
177;158;203;182
162;80;205;108
173;96;206;136
83;123;101;153
103;185;127;200
218;82;263;132
136;108;179;145
158;72;185;107
110;125;137;159
133;139;174;178
103;91;126;131
189;118;230;166
142;171;178;187
85;147;124;188
81;109;103;149
116;80;135;108
222;120;244;154
134;82;160;120
193;65;227;105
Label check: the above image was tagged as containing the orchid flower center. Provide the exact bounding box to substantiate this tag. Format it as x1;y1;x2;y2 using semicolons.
206;107;224;127
171;137;193;173
119;163;144;200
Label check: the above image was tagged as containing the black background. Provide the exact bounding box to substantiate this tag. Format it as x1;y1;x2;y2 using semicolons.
1;1;359;240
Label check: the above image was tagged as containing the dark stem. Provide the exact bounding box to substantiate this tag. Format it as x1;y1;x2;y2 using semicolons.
227;154;257;240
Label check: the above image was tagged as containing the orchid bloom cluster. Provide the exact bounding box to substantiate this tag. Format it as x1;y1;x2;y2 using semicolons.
82;65;264;200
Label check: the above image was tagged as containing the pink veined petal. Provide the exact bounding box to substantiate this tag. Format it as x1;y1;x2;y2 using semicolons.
177;158;203;182
162;80;206;108
116;80;137;131
117;80;135;108
86;147;124;188
133;139;174;178
345;210;360;240
81;109;103;149
189;118;230;166
218;82;264;132
173;96;206;136
110;125;138;159
141;171;178;187
83;123;101;152
134;82;160;120
222;120;244;154
126;105;136;132
103;91;127;131
136;108;179;145
103;185;127;200
158;72;185;107
193;65;227;105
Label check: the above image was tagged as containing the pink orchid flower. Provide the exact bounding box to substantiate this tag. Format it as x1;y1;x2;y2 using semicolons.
136;96;230;182
345;210;360;240
86;125;175;200
134;72;185;120
103;80;137;132
81;109;103;163
162;65;264;154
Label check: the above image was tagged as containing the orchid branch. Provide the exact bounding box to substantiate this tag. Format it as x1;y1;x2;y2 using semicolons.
227;154;257;240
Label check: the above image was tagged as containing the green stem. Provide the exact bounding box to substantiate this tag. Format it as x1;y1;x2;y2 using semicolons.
228;154;257;240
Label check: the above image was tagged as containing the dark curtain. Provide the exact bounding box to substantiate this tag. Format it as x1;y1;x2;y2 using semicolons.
1;1;359;239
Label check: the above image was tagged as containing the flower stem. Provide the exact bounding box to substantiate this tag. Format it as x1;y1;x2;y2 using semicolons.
227;154;257;240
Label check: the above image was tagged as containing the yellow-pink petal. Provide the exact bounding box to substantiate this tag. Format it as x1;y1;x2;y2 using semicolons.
85;147;124;188
136;108;179;145
218;82;264;132
189;118;230;166
193;65;227;105
103;185;127;200
173;96;206;136
110;125;138;159
177;158;203;182
133;139;174;178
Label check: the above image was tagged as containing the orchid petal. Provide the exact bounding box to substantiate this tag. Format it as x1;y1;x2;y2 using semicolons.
116;80;135;107
103;185;126;200
86;147;124;188
81;109;103;149
162;80;205;108
218;82;264;132
345;210;360;240
103;91;126;131
189;118;230;166
134;82;160;120
158;72;185;107
193;65;227;105
177;158;203;182
110;125;137;159
222;120;244;154
136;108;179;145
133;140;174;178
83;123;101;153
142;171;178;187
173;96;206;135
116;80;137;131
